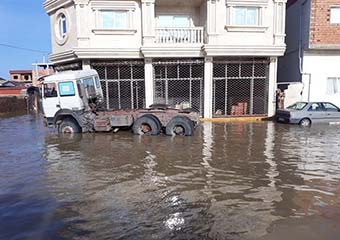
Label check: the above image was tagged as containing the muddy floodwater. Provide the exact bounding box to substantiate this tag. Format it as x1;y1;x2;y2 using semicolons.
1;114;340;240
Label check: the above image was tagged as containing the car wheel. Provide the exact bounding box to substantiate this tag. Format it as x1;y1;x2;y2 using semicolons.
165;116;194;136
58;119;82;134
132;115;161;135
299;118;311;127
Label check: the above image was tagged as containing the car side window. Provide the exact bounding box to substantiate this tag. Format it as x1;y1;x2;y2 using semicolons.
43;83;58;98
308;103;323;111
322;103;339;112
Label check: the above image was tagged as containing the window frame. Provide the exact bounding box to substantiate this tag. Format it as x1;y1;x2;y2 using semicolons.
91;1;137;35
58;81;76;97
330;6;340;25
225;0;268;32
326;77;340;95
54;8;70;45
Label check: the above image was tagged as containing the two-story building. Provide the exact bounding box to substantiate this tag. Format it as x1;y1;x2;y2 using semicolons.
44;0;287;118
278;0;340;108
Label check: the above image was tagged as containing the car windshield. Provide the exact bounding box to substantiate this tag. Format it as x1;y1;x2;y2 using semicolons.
287;102;307;110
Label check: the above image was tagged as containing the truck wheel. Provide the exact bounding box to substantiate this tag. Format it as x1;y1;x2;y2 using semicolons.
58;119;81;134
132;115;161;135
165;116;193;136
142;114;162;132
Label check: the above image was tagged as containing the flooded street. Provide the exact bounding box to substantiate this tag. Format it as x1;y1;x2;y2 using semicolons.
1;114;340;240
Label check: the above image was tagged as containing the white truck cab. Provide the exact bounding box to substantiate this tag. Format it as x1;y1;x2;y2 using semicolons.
42;70;103;132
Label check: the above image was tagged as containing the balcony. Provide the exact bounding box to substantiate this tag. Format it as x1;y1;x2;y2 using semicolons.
155;27;204;44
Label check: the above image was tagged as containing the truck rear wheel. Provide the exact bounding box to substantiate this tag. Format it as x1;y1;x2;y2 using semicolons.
165;116;193;136
58;119;81;134
132;115;161;135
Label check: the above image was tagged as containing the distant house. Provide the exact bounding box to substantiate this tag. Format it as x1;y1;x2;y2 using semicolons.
278;0;340;108
9;70;33;83
0;77;6;84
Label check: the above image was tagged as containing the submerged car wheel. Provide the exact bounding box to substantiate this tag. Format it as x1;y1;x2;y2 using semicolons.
299;118;311;127
58;119;82;134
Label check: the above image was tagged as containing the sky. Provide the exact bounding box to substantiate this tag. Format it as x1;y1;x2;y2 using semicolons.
0;0;51;79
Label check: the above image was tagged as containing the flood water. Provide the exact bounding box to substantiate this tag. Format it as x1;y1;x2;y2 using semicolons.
1;114;340;240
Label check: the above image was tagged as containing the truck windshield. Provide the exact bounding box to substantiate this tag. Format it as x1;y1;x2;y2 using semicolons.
287;102;307;110
95;76;101;89
83;78;96;96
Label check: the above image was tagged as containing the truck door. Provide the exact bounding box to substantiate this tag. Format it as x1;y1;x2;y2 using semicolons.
42;82;60;118
58;81;83;111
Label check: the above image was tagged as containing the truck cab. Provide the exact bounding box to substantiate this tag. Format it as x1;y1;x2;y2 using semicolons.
42;70;103;132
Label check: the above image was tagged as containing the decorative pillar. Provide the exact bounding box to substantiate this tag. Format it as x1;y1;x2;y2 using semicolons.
75;0;90;47
273;0;287;45
144;58;154;107
82;59;91;70
204;57;213;118
207;0;218;44
141;0;155;45
268;57;278;117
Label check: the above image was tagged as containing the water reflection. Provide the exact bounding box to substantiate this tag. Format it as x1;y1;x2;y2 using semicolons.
1;115;340;239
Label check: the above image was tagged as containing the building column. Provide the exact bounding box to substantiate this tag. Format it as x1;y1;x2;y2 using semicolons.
268;57;278;117
273;0;287;45
82;59;91;70
204;57;213;118
145;58;154;107
141;0;155;45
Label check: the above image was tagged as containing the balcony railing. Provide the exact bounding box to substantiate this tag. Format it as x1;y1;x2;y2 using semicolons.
155;27;204;44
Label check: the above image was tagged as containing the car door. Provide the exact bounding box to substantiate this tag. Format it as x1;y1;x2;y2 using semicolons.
42;82;60;118
321;102;340;124
306;103;326;123
58;81;83;111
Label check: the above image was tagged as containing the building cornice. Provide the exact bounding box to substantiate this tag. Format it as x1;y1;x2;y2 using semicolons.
141;46;204;58
43;0;74;14
74;48;143;59
49;50;78;64
203;45;286;57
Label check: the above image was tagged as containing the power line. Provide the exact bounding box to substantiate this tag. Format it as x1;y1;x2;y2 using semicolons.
0;43;49;54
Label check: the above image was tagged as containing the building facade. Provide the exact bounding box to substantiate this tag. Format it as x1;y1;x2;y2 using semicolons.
9;70;33;83
44;0;287;118
278;0;340;108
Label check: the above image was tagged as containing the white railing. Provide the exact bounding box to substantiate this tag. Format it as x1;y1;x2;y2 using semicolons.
155;27;204;44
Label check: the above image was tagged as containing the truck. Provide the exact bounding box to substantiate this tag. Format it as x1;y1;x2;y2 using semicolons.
42;70;200;136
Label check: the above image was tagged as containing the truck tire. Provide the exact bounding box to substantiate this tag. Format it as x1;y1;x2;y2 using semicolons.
142;114;162;132
58;119;82;134
165;116;193;136
132;115;161;135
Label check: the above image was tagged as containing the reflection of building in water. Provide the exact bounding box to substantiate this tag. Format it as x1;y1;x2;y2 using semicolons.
274;126;340;217
201;122;283;239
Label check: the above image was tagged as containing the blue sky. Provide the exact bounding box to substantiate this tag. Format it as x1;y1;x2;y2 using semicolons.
0;0;51;79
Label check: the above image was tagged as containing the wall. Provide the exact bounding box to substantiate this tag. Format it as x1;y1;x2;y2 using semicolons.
310;0;340;46
0;97;26;114
302;52;340;107
50;3;78;54
207;0;282;46
277;0;311;83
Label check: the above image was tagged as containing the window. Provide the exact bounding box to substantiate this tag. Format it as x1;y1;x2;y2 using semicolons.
54;9;69;45
83;78;96;96
322;103;339;112
100;10;128;29
157;16;191;28
330;7;340;24
233;7;259;26
91;1;136;34
57;13;67;39
287;102;307;110
58;82;75;97
44;83;58;98
24;75;30;81
77;80;84;98
308;103;323;112
327;77;340;94
94;76;101;89
13;75;18;80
